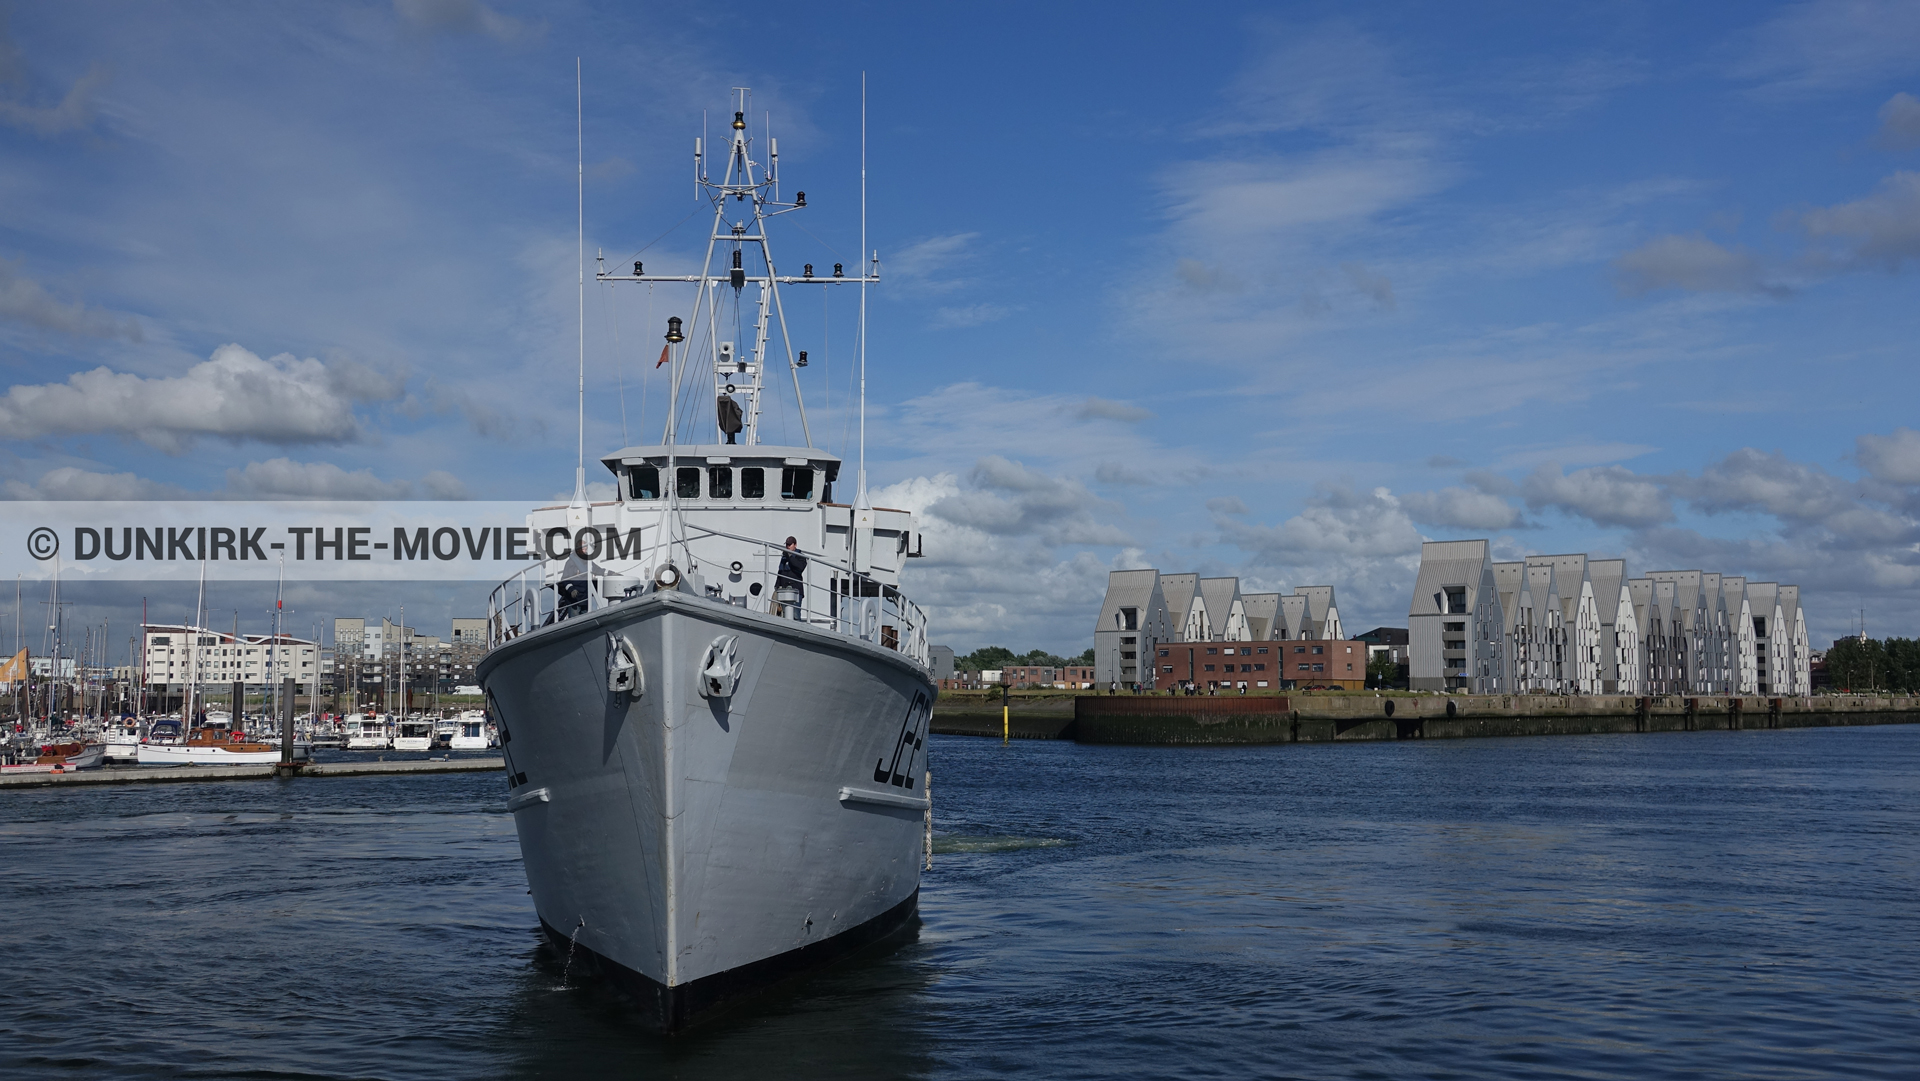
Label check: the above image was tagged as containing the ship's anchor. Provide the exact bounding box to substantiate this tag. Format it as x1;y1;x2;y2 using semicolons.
698;635;742;699
607;633;643;696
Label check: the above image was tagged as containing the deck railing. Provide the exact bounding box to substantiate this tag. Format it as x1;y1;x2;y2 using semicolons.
484;528;929;667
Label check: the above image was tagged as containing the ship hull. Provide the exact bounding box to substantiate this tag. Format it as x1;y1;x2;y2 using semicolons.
478;589;933;1032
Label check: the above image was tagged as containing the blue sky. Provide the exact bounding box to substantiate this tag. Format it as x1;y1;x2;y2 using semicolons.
3;0;1919;656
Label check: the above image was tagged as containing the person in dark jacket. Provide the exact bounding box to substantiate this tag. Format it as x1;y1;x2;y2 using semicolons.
775;536;807;617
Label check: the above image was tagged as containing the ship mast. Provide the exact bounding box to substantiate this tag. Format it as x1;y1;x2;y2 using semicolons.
600;86;877;452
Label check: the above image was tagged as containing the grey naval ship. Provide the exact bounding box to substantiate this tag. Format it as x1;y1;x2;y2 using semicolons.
477;88;934;1031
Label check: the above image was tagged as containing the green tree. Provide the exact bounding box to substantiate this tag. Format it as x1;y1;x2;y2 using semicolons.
957;646;1016;672
1073;647;1095;665
1366;651;1401;689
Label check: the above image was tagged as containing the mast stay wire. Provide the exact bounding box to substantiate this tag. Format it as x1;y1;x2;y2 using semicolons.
623;205;704;267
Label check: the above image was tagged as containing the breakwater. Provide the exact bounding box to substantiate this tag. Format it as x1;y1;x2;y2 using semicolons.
0;757;504;789
933;693;1920;744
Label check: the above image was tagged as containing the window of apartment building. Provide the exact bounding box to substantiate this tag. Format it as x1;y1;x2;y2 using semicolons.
1445;622;1464;632
1346;663;1353;671
1312;646;1324;655
708;467;733;499
1157;649;1169;657
1312;663;1324;672
1206;647;1217;654
1294;646;1306;654
1203;664;1215;672
1240;664;1252;672
1445;587;1467;613
1121;608;1138;631
1256;647;1268;654
740;467;765;499
1162;665;1174;673
1254;663;1265;671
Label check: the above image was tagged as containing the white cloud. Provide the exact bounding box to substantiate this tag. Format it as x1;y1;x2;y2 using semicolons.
888;232;978;293
1858;426;1920;485
3;458;467;501
0;61;108;136
1613;233;1784;295
1879;91;1920;150
1726;0;1920;96
927;455;1132;547
1218;483;1423;560
225;458;414;500
1800;170;1920;270
2;466;188;501
879;470;1125;653
1341;261;1396;309
1401;486;1527;530
0;344;404;452
1522;464;1674;528
0;258;141;339
1075;397;1154;423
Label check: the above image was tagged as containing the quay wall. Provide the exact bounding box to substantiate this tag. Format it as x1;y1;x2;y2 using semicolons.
933;694;1920;745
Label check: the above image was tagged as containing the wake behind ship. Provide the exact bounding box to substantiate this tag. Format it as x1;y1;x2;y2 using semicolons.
476;87;935;1031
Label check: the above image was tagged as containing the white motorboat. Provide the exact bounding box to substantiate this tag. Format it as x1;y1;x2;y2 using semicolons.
481;88;933;1031
392;717;433;752
449;710;491;750
104;717;143;762
345;714;391;750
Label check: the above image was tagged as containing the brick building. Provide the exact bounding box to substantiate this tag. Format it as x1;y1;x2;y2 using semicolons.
1152;639;1367;690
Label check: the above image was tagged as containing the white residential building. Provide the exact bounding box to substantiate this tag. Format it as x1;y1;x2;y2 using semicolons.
1408;540;1506;693
1093;569;1173;688
141;625;319;694
1410;542;1811;697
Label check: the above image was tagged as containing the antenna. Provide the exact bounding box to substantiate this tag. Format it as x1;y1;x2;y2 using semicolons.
857;71;868;512
573;57;587;508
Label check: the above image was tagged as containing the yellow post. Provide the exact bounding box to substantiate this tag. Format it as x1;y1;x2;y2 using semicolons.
1002;702;1009;744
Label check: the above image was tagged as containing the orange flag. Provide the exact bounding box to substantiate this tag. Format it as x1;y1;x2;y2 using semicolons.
0;648;25;683
656;343;671;368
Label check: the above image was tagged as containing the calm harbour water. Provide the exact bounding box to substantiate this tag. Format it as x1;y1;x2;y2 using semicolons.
3;725;1918;1079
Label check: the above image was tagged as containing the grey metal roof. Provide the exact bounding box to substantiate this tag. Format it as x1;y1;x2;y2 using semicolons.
1628;578;1655;633
1199;578;1243;633
1646;570;1705;629
1242;593;1281;640
1409;539;1491;616
1279;594;1308;637
1160;573;1199;633
1493;561;1528;627
1720;576;1747;605
1590;559;1628;625
1296;586;1336;627
1778;584;1801;625
1528;554;1588;621
1094;569;1162;634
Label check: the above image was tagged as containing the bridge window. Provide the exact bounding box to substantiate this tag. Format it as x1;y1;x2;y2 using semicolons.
781;466;814;501
629;466;660;500
741;467;765;499
708;467;732;499
676;467;701;499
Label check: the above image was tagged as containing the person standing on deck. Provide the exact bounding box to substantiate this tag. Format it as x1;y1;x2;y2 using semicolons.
776;536;808;619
